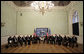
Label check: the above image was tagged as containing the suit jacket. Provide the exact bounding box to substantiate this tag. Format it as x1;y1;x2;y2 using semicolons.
22;37;26;42
8;37;13;44
13;37;18;42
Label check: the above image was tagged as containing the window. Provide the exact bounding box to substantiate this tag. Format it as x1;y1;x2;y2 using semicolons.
72;11;79;36
72;11;79;23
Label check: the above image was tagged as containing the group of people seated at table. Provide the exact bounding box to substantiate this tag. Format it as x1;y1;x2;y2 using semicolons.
6;34;78;48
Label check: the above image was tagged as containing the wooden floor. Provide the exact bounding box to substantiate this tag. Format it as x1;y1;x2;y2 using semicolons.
1;41;83;53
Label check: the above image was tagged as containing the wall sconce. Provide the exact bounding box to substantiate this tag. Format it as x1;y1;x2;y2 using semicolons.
80;22;83;26
1;22;5;27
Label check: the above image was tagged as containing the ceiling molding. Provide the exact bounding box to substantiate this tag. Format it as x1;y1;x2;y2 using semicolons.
2;1;77;12
13;1;71;12
13;1;70;7
1;1;18;11
17;6;67;12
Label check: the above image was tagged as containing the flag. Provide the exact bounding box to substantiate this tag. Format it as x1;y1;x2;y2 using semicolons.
47;32;48;36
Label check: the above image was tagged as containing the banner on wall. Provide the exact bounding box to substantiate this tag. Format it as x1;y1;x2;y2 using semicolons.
34;28;51;37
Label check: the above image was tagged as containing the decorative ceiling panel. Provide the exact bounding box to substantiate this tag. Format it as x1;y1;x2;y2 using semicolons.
13;1;71;7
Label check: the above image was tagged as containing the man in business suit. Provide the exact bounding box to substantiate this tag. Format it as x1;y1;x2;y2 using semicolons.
71;35;78;48
32;36;37;44
30;35;32;41
32;36;34;44
22;36;27;46
65;36;70;47
13;36;18;47
47;36;50;44
49;36;52;44
26;35;31;45
63;35;67;46
52;35;55;44
25;35;28;45
67;36;72;47
58;35;62;45
35;36;38;44
37;36;40;44
18;36;23;46
8;36;13;47
29;35;33;44
55;34;58;44
43;35;47;44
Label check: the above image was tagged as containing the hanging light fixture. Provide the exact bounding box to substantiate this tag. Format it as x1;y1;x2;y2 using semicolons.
30;1;54;15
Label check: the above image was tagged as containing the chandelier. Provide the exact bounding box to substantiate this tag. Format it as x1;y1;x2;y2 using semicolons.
31;1;54;15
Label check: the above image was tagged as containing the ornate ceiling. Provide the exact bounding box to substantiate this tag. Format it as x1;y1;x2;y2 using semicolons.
13;1;71;7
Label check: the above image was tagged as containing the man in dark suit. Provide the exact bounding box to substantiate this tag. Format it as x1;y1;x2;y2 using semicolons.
52;35;55;44
29;35;33;44
37;36;40;44
18;36;23;46
71;35;78;48
25;35;28;45
51;35;53;44
49;36;52;44
22;36;27;46
35;36;38;44
68;36;72;47
32;36;35;44
8;36;13;47
65;36;70;47
13;36;18;47
55;34;58;44
26;35;31;45
32;36;38;44
30;35;32;41
43;35;47;44
47;36;50;44
58;35;62;45
63;35;67;46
